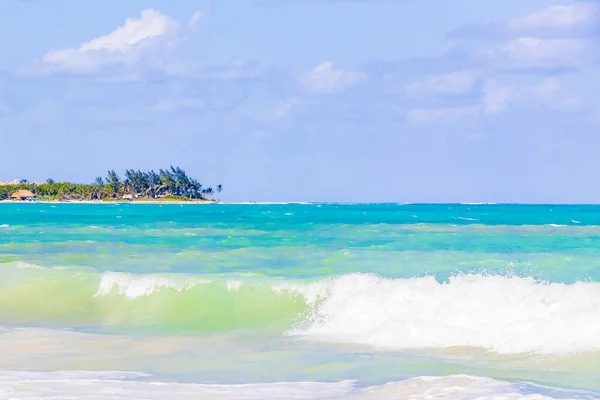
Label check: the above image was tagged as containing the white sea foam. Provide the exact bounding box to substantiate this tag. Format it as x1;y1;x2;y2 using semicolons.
226;280;242;292
0;370;355;400
95;272;209;299
277;273;600;354
0;224;8;228
347;375;594;400
0;372;591;400
12;261;65;271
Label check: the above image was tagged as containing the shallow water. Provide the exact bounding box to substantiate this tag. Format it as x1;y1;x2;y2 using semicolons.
1;203;599;399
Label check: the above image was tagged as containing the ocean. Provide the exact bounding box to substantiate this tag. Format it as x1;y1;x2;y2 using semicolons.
0;203;599;399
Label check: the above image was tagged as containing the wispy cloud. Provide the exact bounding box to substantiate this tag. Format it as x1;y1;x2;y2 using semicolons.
405;70;479;96
299;61;365;94
452;3;600;39
508;3;600;36
489;37;591;71
29;9;200;75
482;78;583;114
442;3;600;74
481;81;512;114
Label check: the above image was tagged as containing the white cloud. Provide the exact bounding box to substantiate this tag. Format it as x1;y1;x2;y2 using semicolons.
446;3;599;76
482;81;512;114
266;98;302;119
406;105;479;124
41;9;199;73
452;3;600;39
531;78;583;112
491;37;588;70
82;9;177;53
189;11;203;26
508;3;600;33
404;76;582;122
405;70;478;96
299;62;365;94
480;78;583;115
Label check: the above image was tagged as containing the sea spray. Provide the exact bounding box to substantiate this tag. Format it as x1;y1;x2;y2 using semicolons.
280;273;600;354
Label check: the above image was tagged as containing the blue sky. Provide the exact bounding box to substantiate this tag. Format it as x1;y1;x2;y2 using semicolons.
1;0;599;202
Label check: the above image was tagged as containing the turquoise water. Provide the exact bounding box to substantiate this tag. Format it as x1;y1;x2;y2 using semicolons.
1;203;600;399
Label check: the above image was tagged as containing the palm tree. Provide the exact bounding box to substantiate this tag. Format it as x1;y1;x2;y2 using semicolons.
94;177;104;186
106;170;121;196
19;179;28;184
169;166;191;197
189;179;202;199
123;169;136;195
146;170;161;198
203;187;214;199
158;169;176;196
216;184;223;201
46;178;55;184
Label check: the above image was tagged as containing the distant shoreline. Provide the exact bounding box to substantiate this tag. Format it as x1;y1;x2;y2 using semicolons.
0;200;304;205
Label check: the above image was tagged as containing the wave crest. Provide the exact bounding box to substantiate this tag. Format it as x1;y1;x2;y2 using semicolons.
95;271;208;299
282;273;600;354
3;262;600;354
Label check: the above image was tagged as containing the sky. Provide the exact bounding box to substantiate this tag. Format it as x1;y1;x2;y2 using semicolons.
1;0;599;202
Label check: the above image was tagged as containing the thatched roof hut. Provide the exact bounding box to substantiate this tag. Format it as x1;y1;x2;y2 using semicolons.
10;190;36;200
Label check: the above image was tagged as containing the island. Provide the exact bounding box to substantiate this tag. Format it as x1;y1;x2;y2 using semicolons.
0;166;222;203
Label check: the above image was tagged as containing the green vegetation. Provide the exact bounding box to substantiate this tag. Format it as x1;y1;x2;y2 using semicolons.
0;166;222;202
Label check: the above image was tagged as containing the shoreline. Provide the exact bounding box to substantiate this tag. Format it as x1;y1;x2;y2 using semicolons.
0;200;215;205
0;200;307;205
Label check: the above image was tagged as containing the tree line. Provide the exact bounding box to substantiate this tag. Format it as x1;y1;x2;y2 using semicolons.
0;166;222;201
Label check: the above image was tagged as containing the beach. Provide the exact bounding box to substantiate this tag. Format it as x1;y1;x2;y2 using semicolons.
1;203;599;399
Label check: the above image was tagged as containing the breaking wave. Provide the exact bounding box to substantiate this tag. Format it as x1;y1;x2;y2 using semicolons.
281;273;600;354
2;263;600;354
0;264;304;333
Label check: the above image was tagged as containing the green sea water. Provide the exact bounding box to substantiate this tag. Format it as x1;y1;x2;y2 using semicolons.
1;203;600;399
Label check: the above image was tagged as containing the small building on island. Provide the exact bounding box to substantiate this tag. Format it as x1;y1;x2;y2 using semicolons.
10;190;37;201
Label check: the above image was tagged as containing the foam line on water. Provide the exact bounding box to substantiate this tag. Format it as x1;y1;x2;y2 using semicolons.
0;370;356;400
0;372;594;400
346;375;597;400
